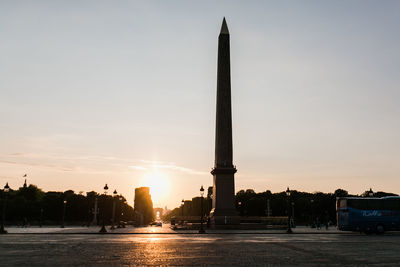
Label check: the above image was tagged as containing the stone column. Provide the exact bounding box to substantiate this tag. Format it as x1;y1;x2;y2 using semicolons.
210;18;239;225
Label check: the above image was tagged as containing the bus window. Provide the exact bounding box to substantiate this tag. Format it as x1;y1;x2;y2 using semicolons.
339;199;347;208
368;199;381;210
383;199;400;210
348;199;368;210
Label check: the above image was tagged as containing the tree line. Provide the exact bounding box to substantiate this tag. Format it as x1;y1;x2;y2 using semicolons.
0;184;134;226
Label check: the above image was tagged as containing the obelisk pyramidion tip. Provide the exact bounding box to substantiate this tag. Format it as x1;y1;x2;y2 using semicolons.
220;17;229;34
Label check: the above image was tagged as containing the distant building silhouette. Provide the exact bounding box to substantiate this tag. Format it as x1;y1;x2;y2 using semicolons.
134;187;154;225
176;196;211;217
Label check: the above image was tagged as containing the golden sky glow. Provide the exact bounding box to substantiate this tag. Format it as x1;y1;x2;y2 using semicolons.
139;169;171;205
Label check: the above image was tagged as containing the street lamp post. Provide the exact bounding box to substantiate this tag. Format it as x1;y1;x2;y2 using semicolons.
87;208;91;227
117;196;123;228
286;187;293;234
181;199;184;225
1;183;10;234
61;200;67;228
310;199;314;227
110;189;117;230
199;186;205;234
291;202;295;228
99;184;108;233
39;208;43;228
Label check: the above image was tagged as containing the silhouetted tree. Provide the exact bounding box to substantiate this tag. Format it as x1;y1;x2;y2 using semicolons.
334;189;349;197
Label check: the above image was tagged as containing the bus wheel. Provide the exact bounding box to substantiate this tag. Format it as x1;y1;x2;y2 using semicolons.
364;230;373;235
376;224;385;235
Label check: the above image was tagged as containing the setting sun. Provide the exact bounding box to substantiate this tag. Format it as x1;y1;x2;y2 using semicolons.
140;170;171;206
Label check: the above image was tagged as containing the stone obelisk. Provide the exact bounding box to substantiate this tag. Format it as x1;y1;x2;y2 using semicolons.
210;18;239;225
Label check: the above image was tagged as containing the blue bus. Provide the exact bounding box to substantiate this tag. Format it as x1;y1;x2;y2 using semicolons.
337;196;400;234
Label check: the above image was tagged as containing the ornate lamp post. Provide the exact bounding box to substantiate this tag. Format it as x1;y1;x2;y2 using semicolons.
39;208;44;228
99;183;108;233
181;199;184;224
1;182;10;234
368;188;374;197
199;185;205;234
310;199;314;227
118;195;123;228
110;189;117;230
286;187;293;234
291;202;295;228
266;199;271;217
61;200;67;228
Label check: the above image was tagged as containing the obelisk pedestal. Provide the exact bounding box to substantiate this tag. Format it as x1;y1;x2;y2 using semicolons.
209;18;240;226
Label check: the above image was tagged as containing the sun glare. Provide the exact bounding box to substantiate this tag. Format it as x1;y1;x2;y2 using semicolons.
140;170;170;205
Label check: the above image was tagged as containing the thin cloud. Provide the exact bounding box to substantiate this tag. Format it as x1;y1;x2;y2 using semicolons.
0;160;76;172
0;153;207;175
130;165;147;170
139;160;207;175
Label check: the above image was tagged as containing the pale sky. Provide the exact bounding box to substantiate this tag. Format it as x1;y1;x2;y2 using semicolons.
1;1;399;208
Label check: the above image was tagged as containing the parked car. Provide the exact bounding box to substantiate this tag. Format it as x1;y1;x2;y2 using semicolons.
149;221;162;227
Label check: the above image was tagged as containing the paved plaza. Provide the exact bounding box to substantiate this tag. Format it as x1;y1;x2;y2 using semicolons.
1;225;400;266
2;224;342;234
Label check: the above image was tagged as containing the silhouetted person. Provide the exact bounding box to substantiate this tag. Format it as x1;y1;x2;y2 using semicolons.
316;217;321;230
325;211;329;230
23;217;28;228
